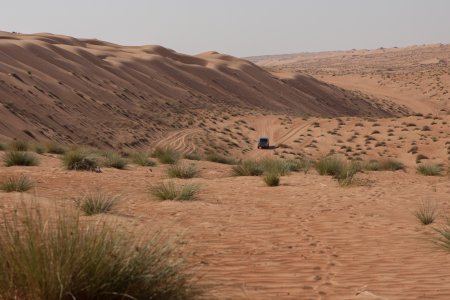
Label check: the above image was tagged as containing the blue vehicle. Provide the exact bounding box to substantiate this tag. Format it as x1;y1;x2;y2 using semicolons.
257;137;270;149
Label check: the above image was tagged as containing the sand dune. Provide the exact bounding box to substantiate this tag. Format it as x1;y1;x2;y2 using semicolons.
248;44;450;114
0;31;403;149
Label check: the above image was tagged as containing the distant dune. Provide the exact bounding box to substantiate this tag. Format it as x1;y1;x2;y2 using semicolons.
0;31;404;148
247;44;450;114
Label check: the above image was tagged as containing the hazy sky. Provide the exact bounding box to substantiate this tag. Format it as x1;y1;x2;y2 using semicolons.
1;0;450;57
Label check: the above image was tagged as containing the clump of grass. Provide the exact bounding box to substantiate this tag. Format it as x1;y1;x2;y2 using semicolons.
46;142;66;154
414;201;437;225
0;175;33;192
9;140;29;151
102;152;128;169
364;159;405;171
206;153;237;165
232;160;264;176
75;192;120;215
335;162;360;186
416;163;443;176
284;159;313;174
62;150;99;171
260;159;291;176
152;147;180;164
32;143;46;154
151;181;199;201
3;151;39;167
0;142;5;151
167;163;199;179
131;153;156;166
0;204;200;299
315;156;344;176
184;153;202;161
263;173;280;186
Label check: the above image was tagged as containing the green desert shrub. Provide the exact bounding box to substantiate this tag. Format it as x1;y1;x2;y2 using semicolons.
263;173;280;186
364;159;405;171
46;142;66;154
260;159;290;176
232;160;264;176
32;143;46;154
0;175;33;192
0;204;200;299
3;151;39;167
75;192;120;215
152;147;180;164
416;163;443;176
151;181;199;201
102;152;128;169
9;140;29;151
335;162;360;186
315;156;344;176
184;153;202;161
0;143;5;151
206;153;237;165
131;153;156;166
62;150;99;171
167;163;199;179
414;201;437;225
284;158;313;174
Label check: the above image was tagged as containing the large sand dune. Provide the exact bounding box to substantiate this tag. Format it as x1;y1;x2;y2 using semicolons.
0;31;403;149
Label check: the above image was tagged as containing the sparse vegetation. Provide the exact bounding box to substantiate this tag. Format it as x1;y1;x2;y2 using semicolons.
315;156;344;176
416;163;443;176
263;173;280;186
364;159;405;171
414;201;437;225
62;149;99;171
152;147;180;164
151;181;199;201
0;175;33;192
46;142;66;154
102;151;128;169
0;204;200;299
206;153;236;165
184;153;202;161
75;192;120;215
232;160;264;176
9;140;29;151
3;151;39;167
168;163;199;179
131;152;156;166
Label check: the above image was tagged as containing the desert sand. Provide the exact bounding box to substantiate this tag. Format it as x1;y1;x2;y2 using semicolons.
1;31;450;299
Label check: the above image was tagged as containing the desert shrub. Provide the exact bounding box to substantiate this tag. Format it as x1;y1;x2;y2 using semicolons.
9;140;29;151
263;173;280;186
184;153;202;161
3;151;39;167
167;163;199;179
232;160;264;176
335;161;361;186
75;192;120;215
62;150;99;171
260;159;291;176
46;142;66;154
0;143;5;151
152;147;180;164
0;204;200;299
102;152;128;169
206;153;237;165
0;175;33;192
416;163;443;176
151;181;199;201
315;156;344;176
32;143;46;154
363;159;404;171
131;153;156;166
414;201;437;225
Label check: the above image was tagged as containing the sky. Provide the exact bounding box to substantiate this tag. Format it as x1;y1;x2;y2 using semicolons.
1;0;450;57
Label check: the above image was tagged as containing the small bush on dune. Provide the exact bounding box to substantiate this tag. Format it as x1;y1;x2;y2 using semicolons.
232;160;264;176
416;163;443;176
46;142;66;154
9;140;29;151
168;163;199;179
315;156;344;176
364;159;405;171
260;159;290;176
263;173;280;186
0;175;33;192
102;151;128;169
75;192;120;215
0;143;5;151
3;151;39;167
335;162;360;186
151;181;199;201
32;143;46;154
184;153;202;161
131;153;156;166
152;147;180;164
0;204;200;299
284;158;313;174
414;201;437;225
206;153;237;165
62;150;98;171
